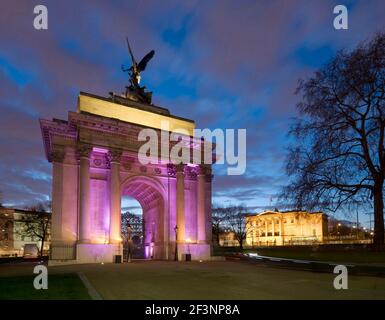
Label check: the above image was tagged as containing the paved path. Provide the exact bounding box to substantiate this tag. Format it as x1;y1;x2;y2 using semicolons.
1;260;385;299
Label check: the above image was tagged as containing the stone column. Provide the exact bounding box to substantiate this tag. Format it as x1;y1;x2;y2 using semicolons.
197;166;206;243
51;149;65;243
205;167;213;244
108;149;122;244
78;145;92;243
176;164;185;242
265;220;268;236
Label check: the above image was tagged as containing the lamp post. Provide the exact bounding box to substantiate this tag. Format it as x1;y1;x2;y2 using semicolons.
174;225;178;261
126;223;132;263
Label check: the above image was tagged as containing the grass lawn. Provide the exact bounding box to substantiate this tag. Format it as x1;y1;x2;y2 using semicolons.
0;273;90;300
215;246;385;264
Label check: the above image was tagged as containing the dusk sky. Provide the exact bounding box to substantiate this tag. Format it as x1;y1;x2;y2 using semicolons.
1;1;385;222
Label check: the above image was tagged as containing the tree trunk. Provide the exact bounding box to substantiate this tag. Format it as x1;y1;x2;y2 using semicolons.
40;238;45;258
239;237;243;250
373;180;385;251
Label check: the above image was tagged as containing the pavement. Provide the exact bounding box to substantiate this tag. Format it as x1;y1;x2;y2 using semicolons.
1;260;385;299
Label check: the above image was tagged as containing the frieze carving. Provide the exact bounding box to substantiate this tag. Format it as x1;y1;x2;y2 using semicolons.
93;159;102;167
167;163;176;178
123;163;132;171
154;167;162;175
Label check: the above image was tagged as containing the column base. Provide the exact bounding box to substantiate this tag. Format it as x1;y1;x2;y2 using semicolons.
176;243;211;261
76;243;122;264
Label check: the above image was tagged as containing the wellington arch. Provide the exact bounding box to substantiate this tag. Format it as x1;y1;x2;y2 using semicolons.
40;92;214;264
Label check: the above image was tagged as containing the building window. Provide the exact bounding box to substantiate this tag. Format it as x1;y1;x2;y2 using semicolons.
267;232;272;236
313;229;316;236
291;219;294;224
274;232;280;236
261;232;265;237
275;220;279;224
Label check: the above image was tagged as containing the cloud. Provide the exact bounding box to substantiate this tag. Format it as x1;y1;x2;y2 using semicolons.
0;0;384;211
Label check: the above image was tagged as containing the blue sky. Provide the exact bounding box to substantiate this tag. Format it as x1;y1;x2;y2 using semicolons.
0;1;384;226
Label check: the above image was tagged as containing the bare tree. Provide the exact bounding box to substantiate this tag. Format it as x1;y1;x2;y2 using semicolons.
212;206;228;246
224;205;250;249
281;33;385;250
20;204;51;257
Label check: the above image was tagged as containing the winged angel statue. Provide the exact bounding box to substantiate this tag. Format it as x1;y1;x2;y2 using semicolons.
121;37;155;104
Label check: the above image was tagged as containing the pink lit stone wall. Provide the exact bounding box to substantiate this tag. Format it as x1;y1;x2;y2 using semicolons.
89;176;110;244
184;178;198;242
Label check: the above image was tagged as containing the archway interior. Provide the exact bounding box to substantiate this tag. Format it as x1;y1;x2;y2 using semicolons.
121;196;143;247
121;179;164;259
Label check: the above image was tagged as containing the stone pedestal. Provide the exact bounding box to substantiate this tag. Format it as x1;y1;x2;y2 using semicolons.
76;243;122;264
177;243;211;261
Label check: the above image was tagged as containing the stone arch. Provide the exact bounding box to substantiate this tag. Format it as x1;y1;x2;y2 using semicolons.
120;174;168;259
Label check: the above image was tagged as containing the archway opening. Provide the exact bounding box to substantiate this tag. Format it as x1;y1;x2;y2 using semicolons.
121;196;144;259
121;177;166;260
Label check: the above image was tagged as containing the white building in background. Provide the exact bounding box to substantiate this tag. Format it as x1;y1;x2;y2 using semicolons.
246;210;328;246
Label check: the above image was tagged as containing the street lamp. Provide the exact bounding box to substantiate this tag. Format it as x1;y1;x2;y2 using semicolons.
174;225;178;261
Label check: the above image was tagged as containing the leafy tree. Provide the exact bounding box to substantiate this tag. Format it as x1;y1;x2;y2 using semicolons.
282;33;385;250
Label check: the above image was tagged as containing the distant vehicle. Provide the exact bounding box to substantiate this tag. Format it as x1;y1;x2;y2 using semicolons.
23;244;39;258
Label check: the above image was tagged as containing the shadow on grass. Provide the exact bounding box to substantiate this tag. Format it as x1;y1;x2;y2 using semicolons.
0;273;91;300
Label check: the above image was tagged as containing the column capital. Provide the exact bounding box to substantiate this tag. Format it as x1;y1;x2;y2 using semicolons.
50;149;66;163
107;149;123;164
198;165;213;182
176;163;186;173
198;165;211;175
184;166;197;180
76;144;92;159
